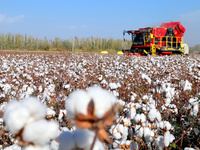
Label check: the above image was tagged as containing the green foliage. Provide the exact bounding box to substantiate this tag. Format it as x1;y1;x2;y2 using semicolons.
0;32;132;52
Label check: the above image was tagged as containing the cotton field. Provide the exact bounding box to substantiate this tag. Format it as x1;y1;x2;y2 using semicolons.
0;51;200;150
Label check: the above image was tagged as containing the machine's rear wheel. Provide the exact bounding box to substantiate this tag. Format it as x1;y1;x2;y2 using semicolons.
182;43;189;55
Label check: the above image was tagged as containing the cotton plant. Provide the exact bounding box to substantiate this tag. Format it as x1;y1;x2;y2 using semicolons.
64;86;118;149
3;97;59;149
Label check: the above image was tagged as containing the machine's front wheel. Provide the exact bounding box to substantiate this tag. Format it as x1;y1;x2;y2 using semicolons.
182;43;189;55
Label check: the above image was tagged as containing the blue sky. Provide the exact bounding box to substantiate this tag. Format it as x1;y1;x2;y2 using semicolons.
0;0;200;46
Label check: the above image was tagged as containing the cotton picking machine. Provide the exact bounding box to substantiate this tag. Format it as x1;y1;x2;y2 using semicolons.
122;21;189;56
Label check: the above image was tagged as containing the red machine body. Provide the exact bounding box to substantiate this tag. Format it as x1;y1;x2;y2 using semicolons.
122;21;189;56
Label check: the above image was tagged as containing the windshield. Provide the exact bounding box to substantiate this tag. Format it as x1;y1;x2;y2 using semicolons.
132;33;144;45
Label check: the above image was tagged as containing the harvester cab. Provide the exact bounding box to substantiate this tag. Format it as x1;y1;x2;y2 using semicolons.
122;22;189;56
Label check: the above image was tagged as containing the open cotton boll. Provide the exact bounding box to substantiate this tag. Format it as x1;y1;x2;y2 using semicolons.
134;113;146;123
58;131;75;150
148;108;161;122
164;131;175;147
191;103;199;117
74;129;105;150
109;124;122;140
22;97;46;121
65;89;91;120
74;129;94;149
108;82;118;89
3;101;30;134
87;86;117;118
58;109;67;121
50;140;59;150
159;121;172;131
46;107;56;117
143;127;154;142
3;144;21;150
23;120;58;146
148;108;157;122
23;145;49;150
142;73;151;84
135;125;144;138
156;136;164;150
3;100;21;115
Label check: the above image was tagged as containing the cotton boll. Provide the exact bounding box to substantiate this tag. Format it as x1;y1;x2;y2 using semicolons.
112;140;121;148
148;108;157;122
140;113;146;123
65;89;91;120
3;101;30;134
142;73;151;84
164;131;175;147
159;121;172;131
23;120;58;146
58;131;75;150
113;132;122;139
156;111;161;122
87;86;117;118
122;117;131;127
109;82;118;89
50;140;59;150
23;145;49;150
130;93;137;101
46;107;56;117
156;136;164;150
3;100;21;115
74;129;94;149
191;103;199;116
130;107;136;119
143;127;154;142
134;114;140;123
3;144;21;150
74;129;105;150
58;109;67;121
22;97;46;121
135;125;143;138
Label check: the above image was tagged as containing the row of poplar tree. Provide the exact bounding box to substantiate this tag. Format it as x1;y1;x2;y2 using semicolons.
0;33;132;51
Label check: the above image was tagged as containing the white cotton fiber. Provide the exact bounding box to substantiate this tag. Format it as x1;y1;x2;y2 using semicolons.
148;108;157;122
46;107;56;116
159;121;172;131
148;108;161;122
87;86;117;118
108;82;118;89
3;100;21;116
50;140;59;150
156;136;164;150
22;97;46;121
58;131;75;150
164;131;175;147
65;89;91;119
23;145;49;150
135;125;143;138
3;100;30;134
3;144;21;150
74;129;104;150
22;120;58;146
74;129;94;149
143;127;154;142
